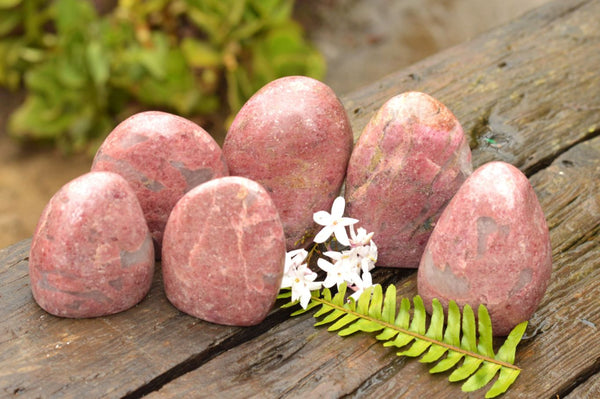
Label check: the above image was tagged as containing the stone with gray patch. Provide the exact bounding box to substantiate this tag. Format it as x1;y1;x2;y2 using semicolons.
29;171;154;318
417;161;552;336
91;111;229;257
345;91;472;268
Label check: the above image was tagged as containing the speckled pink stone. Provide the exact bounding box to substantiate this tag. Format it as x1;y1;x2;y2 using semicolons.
222;76;353;250
162;176;286;326
417;161;552;336
345;92;472;268
91;111;228;257
29;172;154;318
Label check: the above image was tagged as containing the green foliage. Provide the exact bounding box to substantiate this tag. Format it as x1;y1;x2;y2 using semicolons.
0;0;325;153
279;284;528;398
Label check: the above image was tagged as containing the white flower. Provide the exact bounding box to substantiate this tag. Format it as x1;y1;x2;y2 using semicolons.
317;254;361;289
350;226;374;247
279;199;380;310
280;262;322;309
283;248;308;274
313;197;358;246
349;269;375;302
358;240;378;272
324;250;360;272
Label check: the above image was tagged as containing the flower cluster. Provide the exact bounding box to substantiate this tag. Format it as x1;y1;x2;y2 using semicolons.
280;197;378;308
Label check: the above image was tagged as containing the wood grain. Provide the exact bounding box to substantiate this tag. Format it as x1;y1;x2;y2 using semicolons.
149;0;600;397
565;370;600;398
0;243;291;398
343;0;600;175
0;0;599;398
146;136;600;399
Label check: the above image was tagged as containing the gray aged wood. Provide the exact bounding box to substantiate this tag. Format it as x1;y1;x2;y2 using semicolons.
343;0;600;175
0;240;237;397
146;136;600;399
0;241;298;398
1;0;599;398
565;372;600;398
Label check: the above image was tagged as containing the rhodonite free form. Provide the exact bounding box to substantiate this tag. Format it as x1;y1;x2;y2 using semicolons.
417;161;552;336
162;176;286;326
29;171;154;318
91;111;228;257
345;92;472;268
222;76;353;250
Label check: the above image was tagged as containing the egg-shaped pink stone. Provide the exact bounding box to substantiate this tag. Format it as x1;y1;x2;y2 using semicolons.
162;176;285;326
92;111;228;257
223;76;353;250
417;161;552;335
345;92;472;268
29;171;154;318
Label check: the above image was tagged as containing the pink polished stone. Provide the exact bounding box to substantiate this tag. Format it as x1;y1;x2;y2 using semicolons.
417;161;552;336
29;172;154;318
345;92;472;268
91;111;229;257
162;176;286;326
222;76;353;250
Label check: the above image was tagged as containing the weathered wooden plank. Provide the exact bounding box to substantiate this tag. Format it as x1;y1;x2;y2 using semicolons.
1;0;598;398
343;0;600;175
144;135;600;399
0;242;290;398
565;370;600;398
350;136;600;399
146;0;600;394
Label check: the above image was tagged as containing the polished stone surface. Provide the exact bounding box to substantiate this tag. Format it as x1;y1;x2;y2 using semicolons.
92;111;228;256
162;176;286;326
346;92;472;268
29;171;154;318
223;76;353;250
418;161;552;335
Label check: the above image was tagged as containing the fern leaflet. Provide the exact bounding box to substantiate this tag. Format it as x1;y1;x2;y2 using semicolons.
278;283;528;398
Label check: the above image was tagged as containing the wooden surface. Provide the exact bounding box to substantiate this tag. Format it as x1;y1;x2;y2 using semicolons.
1;0;599;397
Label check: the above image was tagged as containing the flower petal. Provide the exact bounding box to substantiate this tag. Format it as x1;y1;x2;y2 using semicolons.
317;258;333;272
291;286;302;303
313;210;331;225
280;274;293;289
333;225;351;246
287;248;308;260
330;196;346;219
323;275;337;288
314;225;334;243
300;289;312;309
339;217;359;227
361;271;373;287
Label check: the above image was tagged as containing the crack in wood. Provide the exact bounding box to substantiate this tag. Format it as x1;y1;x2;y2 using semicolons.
558;224;600;255
341;356;409;398
555;356;600;398
552;0;588;21
4;254;28;268
524;127;600;177
120;306;296;398
236;342;306;381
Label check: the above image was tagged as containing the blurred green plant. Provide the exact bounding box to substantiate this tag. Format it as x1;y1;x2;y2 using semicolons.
0;0;325;153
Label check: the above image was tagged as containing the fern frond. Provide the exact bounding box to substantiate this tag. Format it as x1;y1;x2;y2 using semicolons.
282;283;528;398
